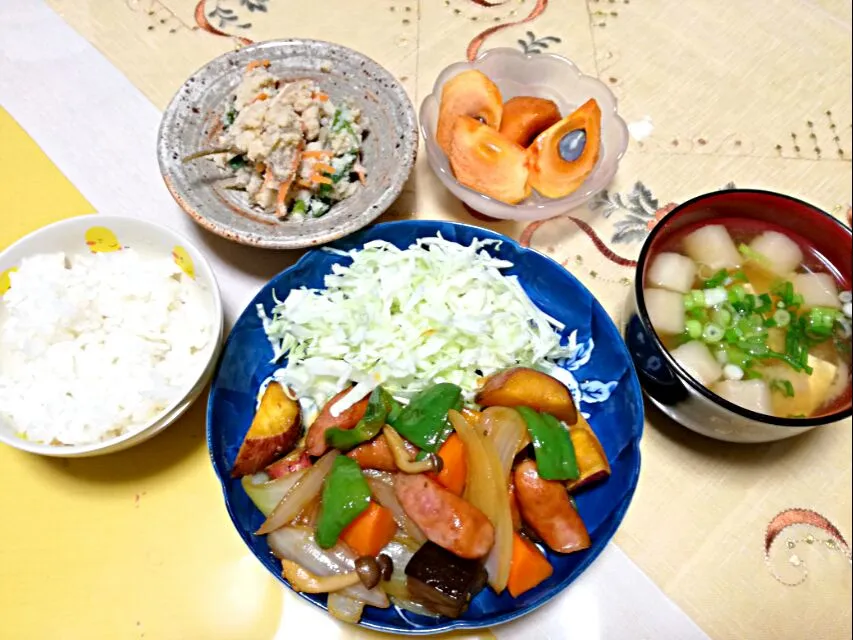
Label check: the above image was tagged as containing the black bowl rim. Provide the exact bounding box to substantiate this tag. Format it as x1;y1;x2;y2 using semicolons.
634;188;853;428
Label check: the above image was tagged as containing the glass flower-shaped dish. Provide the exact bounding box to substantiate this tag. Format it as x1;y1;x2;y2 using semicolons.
420;48;629;221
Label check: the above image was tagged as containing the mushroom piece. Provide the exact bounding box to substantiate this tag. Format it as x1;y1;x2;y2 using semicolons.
282;554;393;593
382;426;443;474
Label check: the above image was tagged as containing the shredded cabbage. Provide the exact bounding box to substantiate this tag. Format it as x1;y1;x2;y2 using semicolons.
258;235;577;409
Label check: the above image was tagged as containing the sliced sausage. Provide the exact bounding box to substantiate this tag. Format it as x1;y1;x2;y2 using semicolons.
305;387;369;456
347;433;418;471
395;474;495;559
513;459;590;554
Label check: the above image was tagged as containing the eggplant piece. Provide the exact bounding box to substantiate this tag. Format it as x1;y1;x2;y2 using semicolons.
404;542;487;618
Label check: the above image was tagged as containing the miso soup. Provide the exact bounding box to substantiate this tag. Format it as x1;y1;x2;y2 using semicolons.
644;219;852;419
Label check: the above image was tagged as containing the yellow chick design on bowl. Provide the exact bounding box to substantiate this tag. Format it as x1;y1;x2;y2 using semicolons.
171;245;195;279
0;267;17;296
85;226;122;253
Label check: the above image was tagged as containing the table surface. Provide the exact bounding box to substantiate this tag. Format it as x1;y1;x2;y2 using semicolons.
0;2;851;639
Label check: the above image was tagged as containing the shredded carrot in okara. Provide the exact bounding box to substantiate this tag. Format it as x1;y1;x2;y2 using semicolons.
310;174;333;185
355;168;367;185
303;150;333;159
314;162;335;174
251;93;269;103
296;179;313;189
313;92;330;102
246;59;271;72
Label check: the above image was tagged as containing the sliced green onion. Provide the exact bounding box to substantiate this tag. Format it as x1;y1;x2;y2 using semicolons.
769;379;795;397
773;309;791;327
686;319;703;339
703;323;724;343
754;293;773;314
712;308;733;327
738;243;771;266
703;287;728;307
703;269;729;288
728;285;747;303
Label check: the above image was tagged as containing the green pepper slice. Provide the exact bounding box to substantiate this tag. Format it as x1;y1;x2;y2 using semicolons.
516;406;580;481
315;456;371;548
325;387;395;451
388;383;462;452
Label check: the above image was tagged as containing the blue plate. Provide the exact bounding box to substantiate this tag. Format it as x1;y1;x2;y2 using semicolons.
207;220;644;634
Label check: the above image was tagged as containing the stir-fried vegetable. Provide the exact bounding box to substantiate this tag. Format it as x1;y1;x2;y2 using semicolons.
341;501;399;558
267;526;389;608
257;450;339;534
325;387;396;451
516;407;579;481
390;383;463;452
327;593;365;624
363;470;427;544
241;468;307;516
507;532;553;598
449;410;513;593
316;456;372;548
479;407;529;480
431;433;467;495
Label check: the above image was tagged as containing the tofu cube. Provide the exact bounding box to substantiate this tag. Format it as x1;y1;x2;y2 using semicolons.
671;341;723;386
793;273;840;309
644;288;686;335
683;225;741;270
712;379;773;414
646;252;698;293
748;231;803;276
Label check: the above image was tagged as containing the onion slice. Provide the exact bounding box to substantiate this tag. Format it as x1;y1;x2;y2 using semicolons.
363;470;427;544
327;593;365;623
241;468;307;517
449;410;513;593
268;526;389;608
256;451;338;534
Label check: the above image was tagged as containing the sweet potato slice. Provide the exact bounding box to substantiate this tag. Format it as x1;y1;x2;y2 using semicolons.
564;415;610;493
231;382;302;478
475;367;577;424
437;69;503;155
499;96;561;148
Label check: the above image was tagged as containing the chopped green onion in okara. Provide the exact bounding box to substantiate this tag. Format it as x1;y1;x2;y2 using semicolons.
703;287;728;307
773;309;791;327
723;363;744;380
686;319;703;339
703;323;725;343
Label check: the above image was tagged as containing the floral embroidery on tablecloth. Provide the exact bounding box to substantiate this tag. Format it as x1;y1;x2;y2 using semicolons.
517;31;561;54
764;508;851;586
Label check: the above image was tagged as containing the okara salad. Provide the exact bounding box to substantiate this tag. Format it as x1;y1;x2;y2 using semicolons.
228;237;613;623
215;59;367;220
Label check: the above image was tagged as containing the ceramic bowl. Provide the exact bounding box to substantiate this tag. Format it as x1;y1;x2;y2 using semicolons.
420;48;629;222
0;215;223;457
623;189;852;443
207;219;644;634
157;39;418;250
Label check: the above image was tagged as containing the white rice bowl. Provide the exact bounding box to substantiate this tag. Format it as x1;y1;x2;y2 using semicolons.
0;216;222;457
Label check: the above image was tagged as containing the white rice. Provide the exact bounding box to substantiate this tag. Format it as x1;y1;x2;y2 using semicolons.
0;250;212;445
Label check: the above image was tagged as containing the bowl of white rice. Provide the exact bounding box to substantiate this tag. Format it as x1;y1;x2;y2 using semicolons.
0;216;223;457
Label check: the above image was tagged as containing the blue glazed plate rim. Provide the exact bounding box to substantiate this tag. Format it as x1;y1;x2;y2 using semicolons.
206;219;644;634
